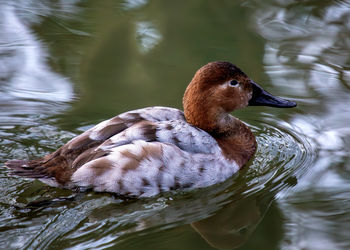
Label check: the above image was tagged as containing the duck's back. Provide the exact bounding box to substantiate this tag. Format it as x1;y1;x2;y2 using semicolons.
6;107;239;197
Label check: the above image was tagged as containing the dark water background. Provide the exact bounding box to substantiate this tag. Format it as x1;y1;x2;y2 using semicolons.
0;0;349;249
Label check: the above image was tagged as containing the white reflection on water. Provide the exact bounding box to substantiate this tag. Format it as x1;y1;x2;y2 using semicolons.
0;3;73;111
122;0;148;10
135;21;163;54
252;0;350;249
0;2;76;161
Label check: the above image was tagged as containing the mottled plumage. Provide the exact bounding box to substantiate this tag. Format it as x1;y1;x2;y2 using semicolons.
5;62;296;198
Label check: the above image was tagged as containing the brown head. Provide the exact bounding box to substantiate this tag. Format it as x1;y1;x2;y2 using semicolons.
183;61;296;134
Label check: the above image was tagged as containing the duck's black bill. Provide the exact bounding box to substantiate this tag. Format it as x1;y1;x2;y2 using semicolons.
248;81;297;108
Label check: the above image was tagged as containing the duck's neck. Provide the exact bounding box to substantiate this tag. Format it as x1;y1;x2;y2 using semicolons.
211;119;257;168
184;106;256;168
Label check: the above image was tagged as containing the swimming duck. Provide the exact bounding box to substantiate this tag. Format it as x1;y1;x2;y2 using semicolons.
5;62;296;197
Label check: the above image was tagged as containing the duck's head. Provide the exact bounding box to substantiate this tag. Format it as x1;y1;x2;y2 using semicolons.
183;61;296;132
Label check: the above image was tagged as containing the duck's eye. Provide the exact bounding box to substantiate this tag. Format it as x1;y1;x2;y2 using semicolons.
229;80;239;87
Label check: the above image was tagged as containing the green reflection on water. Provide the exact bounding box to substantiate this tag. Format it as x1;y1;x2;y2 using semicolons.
36;0;264;124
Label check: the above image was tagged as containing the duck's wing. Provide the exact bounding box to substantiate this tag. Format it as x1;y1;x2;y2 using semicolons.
97;119;220;154
67;106;218;166
71;111;221;169
63;106;186;155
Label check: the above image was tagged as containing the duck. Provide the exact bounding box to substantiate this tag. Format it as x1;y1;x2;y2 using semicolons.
5;62;296;198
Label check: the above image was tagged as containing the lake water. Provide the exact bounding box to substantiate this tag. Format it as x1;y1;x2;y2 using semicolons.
0;0;350;249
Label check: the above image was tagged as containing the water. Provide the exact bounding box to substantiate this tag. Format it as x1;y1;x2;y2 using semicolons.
0;0;349;249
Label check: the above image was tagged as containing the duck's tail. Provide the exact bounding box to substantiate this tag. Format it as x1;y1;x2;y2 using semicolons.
4;155;72;188
5;159;48;179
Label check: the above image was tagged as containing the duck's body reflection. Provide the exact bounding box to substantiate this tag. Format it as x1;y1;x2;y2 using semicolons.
19;178;273;250
192;194;272;249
